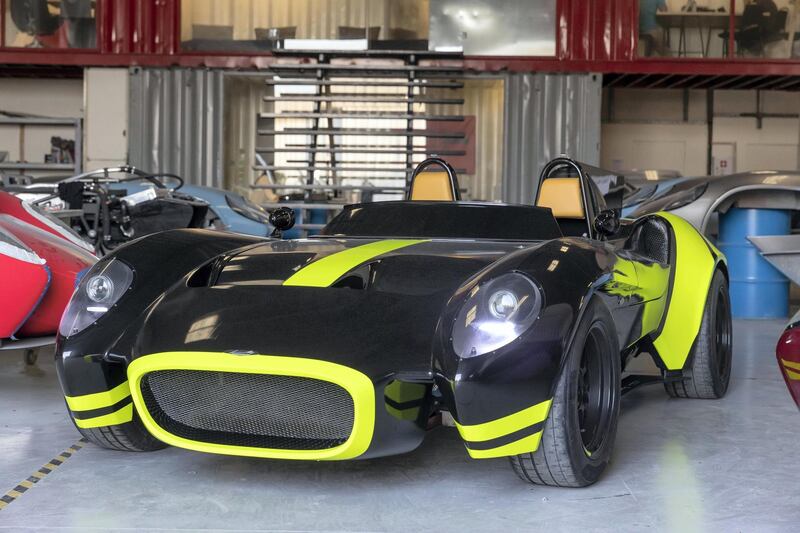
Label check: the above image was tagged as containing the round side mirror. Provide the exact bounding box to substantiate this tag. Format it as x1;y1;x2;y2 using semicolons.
269;207;295;238
594;209;620;237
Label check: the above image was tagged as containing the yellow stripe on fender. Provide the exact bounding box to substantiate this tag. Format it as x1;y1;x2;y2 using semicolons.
467;431;545;459
74;404;133;429
455;399;552;443
781;359;800;380
127;352;375;461
283;239;426;287
782;358;800;373
653;212;724;370
65;381;131;412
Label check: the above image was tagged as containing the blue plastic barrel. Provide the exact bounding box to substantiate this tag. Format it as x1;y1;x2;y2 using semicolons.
307;208;327;236
718;208;791;318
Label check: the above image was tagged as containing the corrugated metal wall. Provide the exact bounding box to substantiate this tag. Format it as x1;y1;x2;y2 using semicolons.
502;73;602;204
128;69;602;199
428;77;505;201
224;75;270;196
128;68;225;188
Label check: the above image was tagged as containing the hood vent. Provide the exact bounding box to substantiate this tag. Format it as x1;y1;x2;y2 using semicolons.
187;258;224;288
330;263;372;290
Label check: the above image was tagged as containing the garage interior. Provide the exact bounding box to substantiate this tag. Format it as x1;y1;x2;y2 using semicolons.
2;1;800;531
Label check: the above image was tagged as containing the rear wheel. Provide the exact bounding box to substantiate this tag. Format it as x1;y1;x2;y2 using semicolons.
72;410;166;452
665;269;732;399
510;299;621;487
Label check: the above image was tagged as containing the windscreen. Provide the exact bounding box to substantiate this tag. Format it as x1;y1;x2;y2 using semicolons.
320;201;562;241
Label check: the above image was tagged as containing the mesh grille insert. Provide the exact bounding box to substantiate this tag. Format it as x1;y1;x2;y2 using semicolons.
141;370;355;450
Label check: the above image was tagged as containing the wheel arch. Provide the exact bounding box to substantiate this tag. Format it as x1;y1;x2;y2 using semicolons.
701;184;800;234
650;212;726;371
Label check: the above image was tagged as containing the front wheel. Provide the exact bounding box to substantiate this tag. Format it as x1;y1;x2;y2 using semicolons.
510;299;621;487
71;409;166;452
665;269;732;399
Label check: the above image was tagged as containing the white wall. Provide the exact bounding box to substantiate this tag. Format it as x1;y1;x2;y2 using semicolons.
0;78;83;175
714;117;799;172
601;88;800;176
84;68;129;170
602;123;709;175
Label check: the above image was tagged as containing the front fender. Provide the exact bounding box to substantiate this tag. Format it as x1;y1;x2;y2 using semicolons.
433;238;619;459
55;229;267;423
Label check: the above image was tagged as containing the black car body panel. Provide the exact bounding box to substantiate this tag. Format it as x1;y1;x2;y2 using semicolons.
56;198;724;461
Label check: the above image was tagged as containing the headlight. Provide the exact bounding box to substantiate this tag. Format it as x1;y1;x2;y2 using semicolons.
452;272;542;358
59;259;134;338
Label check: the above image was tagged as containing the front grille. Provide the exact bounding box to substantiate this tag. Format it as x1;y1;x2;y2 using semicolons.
140;370;355;450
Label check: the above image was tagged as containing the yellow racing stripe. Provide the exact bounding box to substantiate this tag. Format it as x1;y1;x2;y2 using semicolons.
283;239;427;287
466;431;544;459
781;358;800;373
455;399;552;443
73;404;133;429
65;381;131;412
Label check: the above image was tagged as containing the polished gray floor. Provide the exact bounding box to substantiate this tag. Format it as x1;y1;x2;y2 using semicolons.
1;320;798;532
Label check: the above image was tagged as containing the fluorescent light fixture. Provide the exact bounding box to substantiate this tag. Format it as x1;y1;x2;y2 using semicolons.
283;39;368;51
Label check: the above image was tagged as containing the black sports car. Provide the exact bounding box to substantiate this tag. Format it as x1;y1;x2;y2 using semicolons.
55;158;732;487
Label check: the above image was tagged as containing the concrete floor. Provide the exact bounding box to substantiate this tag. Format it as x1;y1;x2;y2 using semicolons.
0;320;798;532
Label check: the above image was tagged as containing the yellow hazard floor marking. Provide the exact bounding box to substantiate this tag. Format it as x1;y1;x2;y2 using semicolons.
0;438;88;511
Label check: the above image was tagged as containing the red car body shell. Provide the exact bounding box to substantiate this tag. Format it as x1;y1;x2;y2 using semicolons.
0;192;96;339
777;326;800;409
0;191;94;254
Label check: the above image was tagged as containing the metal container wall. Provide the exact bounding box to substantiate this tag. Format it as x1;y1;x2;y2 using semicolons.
501;72;602;204
128;68;225;188
719;208;791;319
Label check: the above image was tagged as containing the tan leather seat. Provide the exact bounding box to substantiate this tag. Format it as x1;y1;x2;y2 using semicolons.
536;177;585;219
409;171;456;201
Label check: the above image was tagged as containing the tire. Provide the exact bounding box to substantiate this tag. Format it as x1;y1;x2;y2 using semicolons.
24;348;38;366
665;269;732;399
510;298;621;487
72;409;166;452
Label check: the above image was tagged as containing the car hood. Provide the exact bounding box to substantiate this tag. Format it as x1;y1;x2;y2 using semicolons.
132;238;540;377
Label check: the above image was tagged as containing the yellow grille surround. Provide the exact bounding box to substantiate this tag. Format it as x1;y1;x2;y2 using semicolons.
127;352;376;461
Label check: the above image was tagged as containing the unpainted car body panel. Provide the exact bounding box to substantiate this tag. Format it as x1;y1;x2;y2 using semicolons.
629;171;800;234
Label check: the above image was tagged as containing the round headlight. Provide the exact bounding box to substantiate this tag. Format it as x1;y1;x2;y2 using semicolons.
488;290;519;319
451;272;542;358
86;275;114;303
59;259;134;338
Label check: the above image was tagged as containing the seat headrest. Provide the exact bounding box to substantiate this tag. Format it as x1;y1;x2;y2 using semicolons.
536;177;585;219
409;171;455;201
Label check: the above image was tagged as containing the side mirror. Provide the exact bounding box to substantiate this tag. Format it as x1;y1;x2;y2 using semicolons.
594;209;620;237
269;207;295;238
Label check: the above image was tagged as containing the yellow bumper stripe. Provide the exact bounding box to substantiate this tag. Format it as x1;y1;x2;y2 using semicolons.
65;381;131;412
283;239;426;287
455;399;552;443
783;366;800;381
466;431;544;459
73;404;133;429
781;358;800;373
